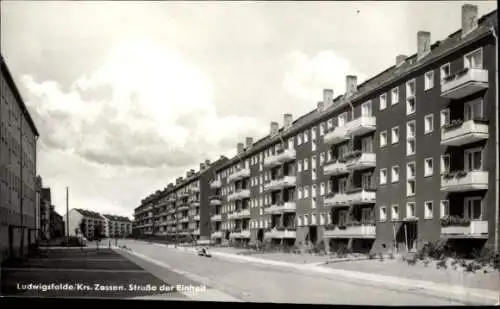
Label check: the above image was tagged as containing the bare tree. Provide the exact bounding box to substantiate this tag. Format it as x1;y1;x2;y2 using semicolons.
94;224;103;251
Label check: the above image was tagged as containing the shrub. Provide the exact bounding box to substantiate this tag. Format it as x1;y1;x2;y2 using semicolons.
388;252;395;260
436;259;447;269
378;252;384;261
336;244;348;258
368;252;377;260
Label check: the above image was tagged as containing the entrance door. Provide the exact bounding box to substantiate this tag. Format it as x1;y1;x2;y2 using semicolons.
257;229;264;242
403;221;418;252
309;226;317;244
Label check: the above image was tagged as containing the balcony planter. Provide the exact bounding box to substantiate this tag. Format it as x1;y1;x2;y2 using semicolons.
443;119;464;131
440;215;471;227
343;150;363;161
324;224;337;230
442;170;469;180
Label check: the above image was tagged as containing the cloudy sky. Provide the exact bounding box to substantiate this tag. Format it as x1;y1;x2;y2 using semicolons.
1;1;496;218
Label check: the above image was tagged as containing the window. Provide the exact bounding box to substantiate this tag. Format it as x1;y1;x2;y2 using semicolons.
407;162;416;196
379;93;387;110
464;100;483;121
311;213;317;225
440;200;449;218
320;182;325;196
320;152;325;165
441;154;450;174
362;101;373;117
298;187;303;199
407;180;416;196
327;119;333;130
304;214;309;226
391;126;399;144
289;138;294;149
297;134;302;145
391;87;399;105
380;130;387;148
379;206;387;222
312;139;317;151
407;120;416;139
380;168;388;185
361;136;373;153
304;158;309;170
327;149;332;162
440;109;450;127
320;123;325;136
311;126;317;140
407;140;416;156
311;155;317;169
391;205;399;220
424;114;434;134
327;180;332;194
424;201;433;219
304;186;309;198
303;130;309;143
424;71;434;90
406;202;416;218
312;169;317;181
440;63;451;82
465;197;482;220
312;184;317;197
320;213;325;225
464;48;483;69
465;148;483;171
391;165;400;183
424;158;434;177
297;216;302;227
338;113;347;127
298;160;302;172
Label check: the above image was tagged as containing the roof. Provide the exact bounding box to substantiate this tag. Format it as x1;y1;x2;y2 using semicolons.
1;55;40;137
103;214;132;222
216;9;497;172
40;188;51;202
74;208;104;219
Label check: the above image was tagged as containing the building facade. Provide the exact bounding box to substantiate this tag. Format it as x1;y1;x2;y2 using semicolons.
64;208;106;240
0;55;39;262
39;188;52;240
209;5;498;253
102;214;132;238
49;207;65;239
134;157;228;243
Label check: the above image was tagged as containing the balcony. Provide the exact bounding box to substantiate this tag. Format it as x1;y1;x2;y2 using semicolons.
228;209;251;219
193;229;200;235
264;228;297;239
346;116;376;137
209;196;222;206
227;168;251;183
441;218;488;238
323;224;376;238
264;148;297;167
345;152;377;171
346;188;377;204
324;193;350;207
441;119;489;146
264;176;297;192
211;214;222;222
179;217;189;223
190;200;200;207
323;160;349;176
324;126;349;145
441;68;489;99
211;231;223;238
210;179;222;189
178;192;190;198
177;204;189;211
191;186;200;193
264;202;296;214
441;170;488;192
228;189;251;201
230;230;251;239
193;214;200;221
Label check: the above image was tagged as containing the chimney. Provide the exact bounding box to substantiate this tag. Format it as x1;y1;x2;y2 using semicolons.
345;75;358;97
461;4;478;37
317;101;324;112
205;159;210;166
237;142;244;154
396;55;407;67
245;137;253;148
269;121;279;136
417;31;431;60
323;89;334;106
283;114;293;129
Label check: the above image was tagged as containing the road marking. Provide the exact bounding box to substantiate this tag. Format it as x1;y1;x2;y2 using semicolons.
3;268;147;273
114;247;242;302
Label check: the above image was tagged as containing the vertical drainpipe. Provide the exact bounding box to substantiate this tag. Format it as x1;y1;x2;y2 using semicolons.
490;26;499;252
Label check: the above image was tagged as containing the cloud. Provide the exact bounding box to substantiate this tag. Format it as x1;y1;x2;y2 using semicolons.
282;50;367;102
22;39;266;169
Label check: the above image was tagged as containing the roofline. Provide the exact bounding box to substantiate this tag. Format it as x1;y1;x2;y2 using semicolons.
1;55;40;137
214;11;497;173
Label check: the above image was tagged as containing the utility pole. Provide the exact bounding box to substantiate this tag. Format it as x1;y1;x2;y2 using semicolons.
66;187;69;247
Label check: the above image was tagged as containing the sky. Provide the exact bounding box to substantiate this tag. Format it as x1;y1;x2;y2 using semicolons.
1;1;497;218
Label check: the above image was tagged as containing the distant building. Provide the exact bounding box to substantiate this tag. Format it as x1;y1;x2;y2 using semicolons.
64;208;106;240
49;207;65;238
0;55;39;262
102;214;132;238
39;188;52;240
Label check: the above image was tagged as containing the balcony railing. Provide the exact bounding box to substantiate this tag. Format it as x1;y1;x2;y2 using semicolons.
441;68;489;99
264;228;297;239
229;229;251;239
263;148;297;167
344;151;376;170
209;196;222;206
211;214;222;221
441;218;488;238
228;189;251;201
211;231;223;238
227;168;251;183
193;229;200;235
345;116;377;137
441;170;488;192
179;217;189;223
264;202;296;214
324;188;376;206
264;176;297;192
190;200;200;207
210;179;222;189
323;223;376;238
228;209;251;219
324;126;349;145
441;119;489;146
324;193;350;207
177;204;189;211
323;159;349;176
193;214;200;221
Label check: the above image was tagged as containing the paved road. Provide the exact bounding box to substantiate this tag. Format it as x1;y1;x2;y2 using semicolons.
119;239;469;305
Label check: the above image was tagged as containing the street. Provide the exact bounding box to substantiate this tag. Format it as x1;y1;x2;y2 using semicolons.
117;239;471;305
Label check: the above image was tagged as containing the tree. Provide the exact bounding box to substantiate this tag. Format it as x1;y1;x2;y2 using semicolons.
94;224;104;250
79;220;87;238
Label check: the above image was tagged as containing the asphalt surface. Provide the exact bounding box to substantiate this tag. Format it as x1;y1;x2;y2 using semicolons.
0;247;187;299
118;239;473;305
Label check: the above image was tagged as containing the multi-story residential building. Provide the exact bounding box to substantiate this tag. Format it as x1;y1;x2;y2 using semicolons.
134;157;228;243
102;214;132;238
39;188;52;240
64;208;106;240
0;55;39;262
49;207;65;238
210;5;498;254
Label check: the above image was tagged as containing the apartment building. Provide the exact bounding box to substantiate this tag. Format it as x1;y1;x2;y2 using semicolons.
65;208;106;240
134;157;228;243
211;5;498;254
102;214;132;238
0;55;39;262
49;208;65;238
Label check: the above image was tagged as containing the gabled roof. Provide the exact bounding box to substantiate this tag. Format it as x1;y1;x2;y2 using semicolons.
74;208;104;219
215;9;497;173
103;214;132;222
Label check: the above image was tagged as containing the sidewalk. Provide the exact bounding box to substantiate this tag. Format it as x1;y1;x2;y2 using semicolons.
161;244;499;305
